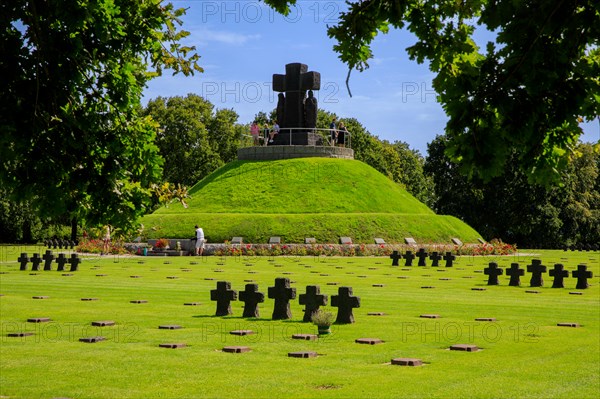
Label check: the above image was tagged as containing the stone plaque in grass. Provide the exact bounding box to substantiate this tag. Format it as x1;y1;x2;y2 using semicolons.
223;346;250;353
32;296;49;299
190;262;199;265
79;336;106;343
292;334;318;341
355;338;384;345
61;273;74;277
166;276;178;279
184;302;201;306
326;282;338;286
368;267;378;270
7;332;34;337
96;274;108;277
525;290;540;294
159;343;186;349
391;358;423;366
440;278;451;281
130;300;148;304
557;323;580;328
372;284;385;287
421;286;435;289
230;330;254;336
475;318;496;322
449;344;479;352
159;325;182;330
569;292;583;295
92;321;115;327
471;287;486;291
368;312;385;316
204;277;215;281
335;266;344;270
288;351;317;358
81;298;99;301
420;314;440;319
130;275;142;279
27;318;50;323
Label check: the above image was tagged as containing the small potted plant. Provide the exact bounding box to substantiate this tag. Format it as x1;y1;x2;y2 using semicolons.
311;309;335;335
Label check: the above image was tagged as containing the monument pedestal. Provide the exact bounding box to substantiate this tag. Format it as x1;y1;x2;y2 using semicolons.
270;131;323;146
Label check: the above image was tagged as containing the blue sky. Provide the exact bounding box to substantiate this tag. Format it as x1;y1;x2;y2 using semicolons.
144;0;599;155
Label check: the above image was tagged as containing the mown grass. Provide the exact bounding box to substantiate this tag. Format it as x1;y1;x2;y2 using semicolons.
1;247;598;398
142;158;480;243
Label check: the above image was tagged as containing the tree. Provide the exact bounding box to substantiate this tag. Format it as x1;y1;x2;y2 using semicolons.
143;94;245;187
425;136;600;247
0;1;202;239
265;0;600;184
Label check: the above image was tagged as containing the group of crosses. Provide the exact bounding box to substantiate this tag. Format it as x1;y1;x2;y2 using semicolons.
484;260;593;289
44;239;78;250
389;249;456;267
17;251;81;272
210;277;360;324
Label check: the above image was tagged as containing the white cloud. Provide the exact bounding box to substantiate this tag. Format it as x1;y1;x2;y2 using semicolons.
193;28;262;46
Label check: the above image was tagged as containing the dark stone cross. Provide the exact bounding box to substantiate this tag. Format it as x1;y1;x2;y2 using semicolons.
56;254;68;272
572;264;593;289
404;251;416;266
268;277;296;320
549;264;569;288
331;286;360;324
429;252;442;267
42;250;54;271
390;251;402;266
30;253;43;271
239;283;265;318
527;259;547;287
416;248;428;266
484;262;503;285
298;285;328;322
443;252;456;268
18;253;30;271
273;63;320;130
68;254;81;272
210;281;238;316
506;263;525;287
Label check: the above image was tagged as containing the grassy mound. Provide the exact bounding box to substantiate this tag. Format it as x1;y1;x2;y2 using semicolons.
142;158;481;243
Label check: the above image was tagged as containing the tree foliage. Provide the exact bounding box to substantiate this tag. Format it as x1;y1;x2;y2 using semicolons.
265;0;600;184
0;0;202;237
425;136;600;248
143;94;245;187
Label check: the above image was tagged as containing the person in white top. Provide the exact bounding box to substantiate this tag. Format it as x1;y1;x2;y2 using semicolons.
195;225;205;256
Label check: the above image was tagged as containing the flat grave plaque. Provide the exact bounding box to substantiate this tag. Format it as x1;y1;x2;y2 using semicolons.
159;343;186;349
420;314;440;319
79;336;106;343
159;325;183;330
32;296;49;299
471;287;486;291
557;323;580;328
91;321;115;327
230;330;255;336
355;338;383;345
184;302;201;306
130;300;148;303
292;334;318;341
367;312;385;316
404;237;417;246
475;318;496;322
391;358;423;366
27;317;50;323
81;298;99;301
7;332;34;337
374;238;386;245
288;351;318;358
223;346;250;353
339;237;352;245
449;344;479;352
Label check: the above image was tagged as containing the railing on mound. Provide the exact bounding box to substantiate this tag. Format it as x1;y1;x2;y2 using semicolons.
241;127;352;148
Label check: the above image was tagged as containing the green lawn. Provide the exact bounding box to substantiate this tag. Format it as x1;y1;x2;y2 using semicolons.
142;158;481;243
1;247;598;398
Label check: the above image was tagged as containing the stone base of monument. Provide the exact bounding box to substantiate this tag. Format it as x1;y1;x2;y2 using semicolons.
270;131;322;146
238;145;354;161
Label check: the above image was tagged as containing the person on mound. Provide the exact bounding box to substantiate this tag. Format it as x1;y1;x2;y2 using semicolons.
269;120;280;144
337;121;348;147
250;121;260;146
195;225;205;256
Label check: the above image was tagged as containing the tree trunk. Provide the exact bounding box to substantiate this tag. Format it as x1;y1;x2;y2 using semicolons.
70;217;78;241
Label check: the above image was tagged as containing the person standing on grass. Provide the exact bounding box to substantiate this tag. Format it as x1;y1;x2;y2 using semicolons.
329;117;337;146
250;121;260;146
195;224;205;256
102;225;111;255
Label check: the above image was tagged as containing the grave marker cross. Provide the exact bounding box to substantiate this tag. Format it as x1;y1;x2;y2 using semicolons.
506;263;525;287
572;264;593;289
549;264;569;288
404;251;415;266
443;252;456;268
389;251;402;266
299;285;328;322
268;277;296;320
239;283;265;318
484;262;503;285
527;259;547;287
69;254;81;272
18;253;29;271
416;248;428;266
56;254;68;272
331;286;360;324
30;253;43;271
210;281;238;316
42;251;54;271
429;252;442;267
